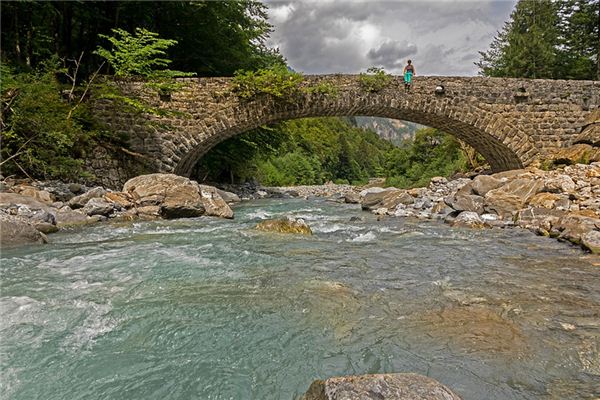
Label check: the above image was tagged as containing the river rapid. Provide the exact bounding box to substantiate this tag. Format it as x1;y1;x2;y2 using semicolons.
1;198;599;400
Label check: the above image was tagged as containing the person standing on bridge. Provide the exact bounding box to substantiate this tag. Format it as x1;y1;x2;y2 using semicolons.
403;60;415;92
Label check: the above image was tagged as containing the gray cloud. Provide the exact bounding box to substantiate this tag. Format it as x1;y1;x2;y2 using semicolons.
367;40;417;69
265;0;516;76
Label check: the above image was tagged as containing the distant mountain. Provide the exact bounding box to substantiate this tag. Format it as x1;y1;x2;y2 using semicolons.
348;117;424;146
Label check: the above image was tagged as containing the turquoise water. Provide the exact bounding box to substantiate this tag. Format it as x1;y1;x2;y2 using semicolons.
1;198;599;399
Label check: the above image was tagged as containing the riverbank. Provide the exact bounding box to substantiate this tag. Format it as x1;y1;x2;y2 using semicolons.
2;163;599;254
218;163;600;254
0;174;239;247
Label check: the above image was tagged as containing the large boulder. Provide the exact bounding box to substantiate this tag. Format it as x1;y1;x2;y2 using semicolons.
256;218;312;235
471;175;504;196
13;185;54;203
554;213;600;244
0;192;52;211
528;193;570;209
360;187;413;210
0;212;48;247
581;231;600;254
123;174;205;219
55;208;95;227
549;144;600;165
543;175;576;194
216;188;241;204
82;197;116;217
484;178;544;218
515;207;565;232
0;192;58;233
445;194;485;214
300;373;462;400
68;187;107;209
104;192;133;208
451;211;485;229
198;185;234;219
491;169;531;181
344;191;361;204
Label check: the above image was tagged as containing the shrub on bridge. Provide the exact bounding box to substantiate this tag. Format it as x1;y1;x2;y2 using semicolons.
302;81;339;98
232;65;304;100
359;67;392;93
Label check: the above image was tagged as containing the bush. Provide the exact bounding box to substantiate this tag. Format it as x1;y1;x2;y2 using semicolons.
0;61;97;180
359;67;392;93
302;81;339;97
232;65;304;99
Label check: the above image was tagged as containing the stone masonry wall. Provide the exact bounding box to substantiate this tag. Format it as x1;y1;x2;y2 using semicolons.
92;75;600;183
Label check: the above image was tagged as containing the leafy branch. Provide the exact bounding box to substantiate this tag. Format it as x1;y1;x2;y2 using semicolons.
359;67;392;93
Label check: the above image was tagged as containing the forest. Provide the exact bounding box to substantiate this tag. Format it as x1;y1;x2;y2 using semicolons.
1;0;598;186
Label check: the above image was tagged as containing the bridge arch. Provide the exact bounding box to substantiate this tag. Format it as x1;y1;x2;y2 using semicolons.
172;90;536;176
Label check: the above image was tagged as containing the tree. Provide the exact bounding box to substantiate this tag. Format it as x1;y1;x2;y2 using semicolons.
95;28;181;78
556;0;600;80
477;0;560;78
0;1;283;77
477;0;599;80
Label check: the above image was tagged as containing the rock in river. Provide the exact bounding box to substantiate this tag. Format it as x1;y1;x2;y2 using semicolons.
256;218;312;235
581;230;600;254
451;211;485;229
300;373;462;400
123;174;232;219
0;212;48;247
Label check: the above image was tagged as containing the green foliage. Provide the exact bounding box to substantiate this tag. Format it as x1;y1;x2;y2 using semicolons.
258;152;322;186
95;28;177;78
359;67;392;93
303;81;339;97
1;61;99;180
194;118;473;188
1;1;283;77
477;0;599;79
94;28;194;116
384;128;470;188
0;1;286;180
556;0;600;80
232;65;304;99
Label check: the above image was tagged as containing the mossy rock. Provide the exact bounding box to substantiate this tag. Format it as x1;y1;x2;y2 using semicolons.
255;218;312;235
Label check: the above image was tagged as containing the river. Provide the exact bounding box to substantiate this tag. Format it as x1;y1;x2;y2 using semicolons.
1;198;599;399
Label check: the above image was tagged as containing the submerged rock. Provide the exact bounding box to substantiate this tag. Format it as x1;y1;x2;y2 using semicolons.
300;373;462;400
256;218;312;235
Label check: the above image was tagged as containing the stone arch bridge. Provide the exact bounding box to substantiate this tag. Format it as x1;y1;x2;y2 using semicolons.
94;75;599;181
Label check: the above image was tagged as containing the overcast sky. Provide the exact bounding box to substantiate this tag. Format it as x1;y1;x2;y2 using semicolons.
265;0;517;76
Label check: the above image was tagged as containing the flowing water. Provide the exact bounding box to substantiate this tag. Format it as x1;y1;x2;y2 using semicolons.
1;198;599;400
